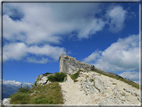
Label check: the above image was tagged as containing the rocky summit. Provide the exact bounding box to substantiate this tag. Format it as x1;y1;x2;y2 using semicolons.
3;54;141;106
35;54;141;105
59;70;140;105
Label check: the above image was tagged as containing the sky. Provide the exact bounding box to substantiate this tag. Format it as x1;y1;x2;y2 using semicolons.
1;2;141;87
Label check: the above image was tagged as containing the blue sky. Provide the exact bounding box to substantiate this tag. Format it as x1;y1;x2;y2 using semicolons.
1;2;140;86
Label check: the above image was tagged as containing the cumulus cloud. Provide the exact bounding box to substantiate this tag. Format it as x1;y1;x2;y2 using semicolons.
2;80;21;86
3;42;65;63
3;3;128;45
106;6;127;33
119;71;139;83
83;50;102;63
0;79;32;86
26;57;48;64
2;3;130;63
83;34;140;82
84;34;139;72
3;3;102;44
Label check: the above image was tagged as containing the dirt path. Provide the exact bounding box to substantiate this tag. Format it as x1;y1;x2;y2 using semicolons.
59;75;92;104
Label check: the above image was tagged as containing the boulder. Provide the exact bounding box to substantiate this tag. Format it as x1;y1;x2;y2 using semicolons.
36;73;53;85
3;98;11;105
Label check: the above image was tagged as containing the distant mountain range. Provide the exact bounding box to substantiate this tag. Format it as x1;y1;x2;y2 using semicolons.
2;84;32;100
2;84;19;100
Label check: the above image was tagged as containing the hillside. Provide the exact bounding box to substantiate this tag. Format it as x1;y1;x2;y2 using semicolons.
2;54;141;106
2;84;19;100
3;69;140;106
60;69;140;105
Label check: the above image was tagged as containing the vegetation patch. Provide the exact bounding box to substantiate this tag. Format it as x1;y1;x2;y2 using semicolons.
17;84;31;93
92;70;140;89
36;75;40;81
9;82;63;104
93;82;100;92
95;86;101;92
112;83;117;85
90;78;94;82
70;70;81;82
47;72;67;82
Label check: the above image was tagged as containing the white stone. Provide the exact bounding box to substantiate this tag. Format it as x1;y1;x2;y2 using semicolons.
3;98;11;105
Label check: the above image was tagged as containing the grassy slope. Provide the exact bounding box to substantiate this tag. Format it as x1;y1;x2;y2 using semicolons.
9;82;63;104
9;69;140;104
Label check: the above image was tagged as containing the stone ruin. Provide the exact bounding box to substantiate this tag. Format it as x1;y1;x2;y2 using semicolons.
59;53;107;75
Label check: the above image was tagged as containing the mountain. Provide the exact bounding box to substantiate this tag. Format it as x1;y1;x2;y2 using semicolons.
2;84;19;100
2;54;141;105
2;84;32;100
59;70;140;105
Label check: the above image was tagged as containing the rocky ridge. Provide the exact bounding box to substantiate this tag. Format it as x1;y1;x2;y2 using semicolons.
2;54;141;105
59;68;141;105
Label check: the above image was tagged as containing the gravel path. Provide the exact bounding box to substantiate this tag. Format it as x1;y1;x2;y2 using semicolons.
59;75;92;104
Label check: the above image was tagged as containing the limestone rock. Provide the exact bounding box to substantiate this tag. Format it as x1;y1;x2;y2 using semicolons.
2;98;11;105
36;73;53;85
59;71;140;105
65;75;74;83
59;54;92;74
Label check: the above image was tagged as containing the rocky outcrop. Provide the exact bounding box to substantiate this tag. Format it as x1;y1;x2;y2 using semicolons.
1;98;11;105
59;54;113;75
59;69;140;105
59;54;136;85
36;72;53;85
59;54;92;75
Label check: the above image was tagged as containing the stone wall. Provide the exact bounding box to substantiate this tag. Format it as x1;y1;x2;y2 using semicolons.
59;53;110;75
59;54;92;74
58;54;138;85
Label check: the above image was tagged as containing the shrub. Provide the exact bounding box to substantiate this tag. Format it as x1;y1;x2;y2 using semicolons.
17;84;30;93
48;72;67;82
31;81;38;88
70;70;81;82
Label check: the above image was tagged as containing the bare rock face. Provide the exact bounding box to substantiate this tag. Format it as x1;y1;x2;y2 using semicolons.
2;98;11;105
59;54;92;75
36;73;53;85
59;69;140;105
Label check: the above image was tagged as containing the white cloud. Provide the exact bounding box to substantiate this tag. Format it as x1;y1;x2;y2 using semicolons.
2;79;21;86
3;3;128;44
83;34;140;82
3;42;65;63
3;3;104;44
83;34;139;73
26;57;48;64
3;42;27;61
119;71;139;82
83;50;102;63
2;3;130;63
106;6;127;33
0;79;32;86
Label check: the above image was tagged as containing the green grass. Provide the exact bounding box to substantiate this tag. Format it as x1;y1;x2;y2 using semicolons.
70;70;81;82
47;72;67;82
112;83;117;85
93;82;100;92
90;78;94;82
92;70;140;89
9;82;63;104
